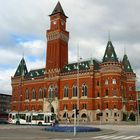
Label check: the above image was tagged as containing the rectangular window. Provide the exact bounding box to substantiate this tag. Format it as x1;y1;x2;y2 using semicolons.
72;104;77;109
82;104;87;109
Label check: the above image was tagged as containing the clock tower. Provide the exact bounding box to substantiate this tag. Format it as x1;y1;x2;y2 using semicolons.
46;2;69;72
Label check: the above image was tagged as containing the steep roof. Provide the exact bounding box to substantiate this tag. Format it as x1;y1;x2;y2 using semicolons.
14;58;28;77
103;41;118;62
26;68;45;79
61;59;100;73
50;1;67;17
122;54;133;72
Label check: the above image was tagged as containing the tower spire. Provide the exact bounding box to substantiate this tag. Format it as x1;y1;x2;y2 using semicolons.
50;1;67;17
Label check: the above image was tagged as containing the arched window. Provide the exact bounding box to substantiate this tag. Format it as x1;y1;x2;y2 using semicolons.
64;85;68;97
72;84;77;97
32;88;36;99
48;85;55;98
113;88;117;96
105;79;108;85
39;88;43;99
82;83;87;96
105;89;108;96
112;79;116;84
25;88;29;99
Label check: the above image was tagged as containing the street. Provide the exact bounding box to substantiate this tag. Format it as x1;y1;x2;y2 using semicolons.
0;124;140;140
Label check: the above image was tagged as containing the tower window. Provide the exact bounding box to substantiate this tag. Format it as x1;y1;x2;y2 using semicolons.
113;88;117;96
97;92;100;97
105;89;108;96
97;81;100;86
105;79;108;85
112;79;116;84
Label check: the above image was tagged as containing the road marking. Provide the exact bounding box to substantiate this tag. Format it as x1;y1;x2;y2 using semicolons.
122;136;136;139
111;135;126;139
102;135;117;139
92;135;108;139
133;137;140;140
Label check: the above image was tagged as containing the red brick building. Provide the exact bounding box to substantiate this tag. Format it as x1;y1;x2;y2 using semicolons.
11;2;137;123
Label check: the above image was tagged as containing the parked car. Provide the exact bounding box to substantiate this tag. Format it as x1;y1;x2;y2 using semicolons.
0;119;9;124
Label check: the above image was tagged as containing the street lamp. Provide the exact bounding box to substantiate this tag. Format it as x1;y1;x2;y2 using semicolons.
137;91;139;124
77;48;82;125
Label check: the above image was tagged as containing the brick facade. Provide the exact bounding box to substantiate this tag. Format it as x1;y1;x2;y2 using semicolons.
11;2;137;123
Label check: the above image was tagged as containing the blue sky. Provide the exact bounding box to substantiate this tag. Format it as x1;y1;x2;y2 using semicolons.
0;0;140;94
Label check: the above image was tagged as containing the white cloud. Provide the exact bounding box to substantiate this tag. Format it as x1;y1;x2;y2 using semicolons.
1;0;140;94
19;40;46;57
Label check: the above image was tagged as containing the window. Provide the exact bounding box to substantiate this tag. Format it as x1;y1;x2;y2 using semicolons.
106;113;108;117
82;83;87;96
25;89;29;99
114;113;117;117
105;89;108;96
114;104;116;108
105;79;108;85
39;88;43;99
48;85;55;98
97;81;100;86
32;89;36;99
72;84;77;97
112;79;116;84
64;85;68;97
113;88;117;96
72;104;77;109
97;92;100;97
82;104;87;109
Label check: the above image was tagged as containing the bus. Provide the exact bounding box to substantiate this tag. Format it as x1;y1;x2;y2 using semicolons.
8;112;56;126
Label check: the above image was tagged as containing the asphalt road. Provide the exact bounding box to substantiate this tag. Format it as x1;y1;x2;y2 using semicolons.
0;124;140;140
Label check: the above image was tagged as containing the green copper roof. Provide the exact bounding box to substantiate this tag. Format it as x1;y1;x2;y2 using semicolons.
26;68;45;79
62;59;100;73
103;41;118;62
122;54;133;72
50;1;67;17
14;58;28;77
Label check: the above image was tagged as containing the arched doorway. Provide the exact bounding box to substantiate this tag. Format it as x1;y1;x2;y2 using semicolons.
81;113;87;122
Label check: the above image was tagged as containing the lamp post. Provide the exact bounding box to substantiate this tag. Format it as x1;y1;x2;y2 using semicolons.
77;45;82;125
137;91;139;124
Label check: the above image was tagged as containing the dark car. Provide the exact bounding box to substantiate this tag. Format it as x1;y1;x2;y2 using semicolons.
0;119;9;124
